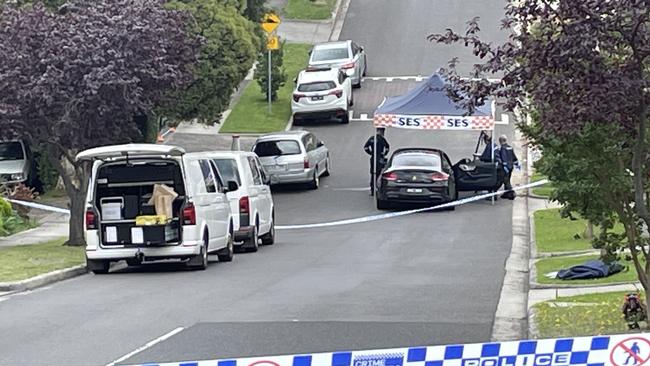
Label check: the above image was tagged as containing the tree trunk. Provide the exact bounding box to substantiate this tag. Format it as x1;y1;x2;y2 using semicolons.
584;221;594;240
67;190;86;246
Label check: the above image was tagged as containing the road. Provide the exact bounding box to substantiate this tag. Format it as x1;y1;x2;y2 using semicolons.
0;1;512;365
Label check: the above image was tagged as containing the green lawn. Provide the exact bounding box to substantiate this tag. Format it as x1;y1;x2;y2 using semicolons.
535;208;594;253
284;0;337;20
534;291;641;338
536;254;639;285
220;43;312;133
532;172;555;197
0;238;85;282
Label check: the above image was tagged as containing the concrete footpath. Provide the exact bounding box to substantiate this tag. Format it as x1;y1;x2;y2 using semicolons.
0;211;68;248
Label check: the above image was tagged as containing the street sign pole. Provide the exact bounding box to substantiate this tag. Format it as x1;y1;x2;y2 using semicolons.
268;49;272;114
261;12;281;115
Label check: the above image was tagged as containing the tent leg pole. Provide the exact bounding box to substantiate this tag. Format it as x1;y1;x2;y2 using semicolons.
491;129;495;206
373;127;378;197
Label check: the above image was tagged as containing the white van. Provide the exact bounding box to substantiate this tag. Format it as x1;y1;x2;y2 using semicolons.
207;151;275;252
76;144;238;274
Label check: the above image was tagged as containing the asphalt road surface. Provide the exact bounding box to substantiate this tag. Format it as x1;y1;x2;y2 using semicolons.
0;1;512;365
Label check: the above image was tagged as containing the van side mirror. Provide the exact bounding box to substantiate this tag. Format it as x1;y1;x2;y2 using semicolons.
225;180;239;193
317;141;324;148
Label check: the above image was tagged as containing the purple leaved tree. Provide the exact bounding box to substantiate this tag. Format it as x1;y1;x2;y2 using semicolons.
0;1;200;245
429;1;649;298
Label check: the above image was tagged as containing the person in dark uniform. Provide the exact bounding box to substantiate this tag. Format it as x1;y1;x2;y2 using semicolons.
479;133;500;163
498;135;519;199
364;127;390;196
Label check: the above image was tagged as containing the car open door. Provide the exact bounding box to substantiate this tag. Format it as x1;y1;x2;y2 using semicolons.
453;159;500;191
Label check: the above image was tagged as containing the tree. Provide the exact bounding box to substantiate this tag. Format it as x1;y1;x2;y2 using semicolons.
255;40;287;102
429;1;649;298
0;1;199;245
243;0;266;22
163;0;259;124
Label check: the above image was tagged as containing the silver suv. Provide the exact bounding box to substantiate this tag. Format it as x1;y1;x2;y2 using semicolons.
252;131;330;189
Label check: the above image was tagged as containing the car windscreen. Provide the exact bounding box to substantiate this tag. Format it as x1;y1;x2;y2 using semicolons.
298;81;336;92
212;158;241;185
311;47;350;61
254;140;302;157
0;142;24;161
391;153;442;170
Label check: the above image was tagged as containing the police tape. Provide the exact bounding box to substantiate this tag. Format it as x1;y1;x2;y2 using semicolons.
275;179;549;230
127;332;650;366
4;179;549;231
5;198;71;214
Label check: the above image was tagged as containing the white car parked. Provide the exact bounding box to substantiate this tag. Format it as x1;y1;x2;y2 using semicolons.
308;40;367;88
77;144;237;274
206;151;275;253
291;67;353;124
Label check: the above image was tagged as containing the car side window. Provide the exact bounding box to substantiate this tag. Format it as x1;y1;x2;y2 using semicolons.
209;160;225;192
198;159;217;193
254;157;269;184
441;153;452;172
247;156;263;185
302;135;313;152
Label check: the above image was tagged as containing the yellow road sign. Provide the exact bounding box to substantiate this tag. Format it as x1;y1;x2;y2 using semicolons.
261;13;281;33
267;35;280;50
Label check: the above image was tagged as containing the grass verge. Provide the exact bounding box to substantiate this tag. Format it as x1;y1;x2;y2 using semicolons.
220;43;312;133
534;291;642;338
535;208;593;253
0;238;84;282
284;0;336;20
536;254;639;285
532;172;554;197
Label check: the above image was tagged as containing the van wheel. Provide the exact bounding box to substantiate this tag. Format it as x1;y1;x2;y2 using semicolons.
308;171;319;190
323;156;331;177
217;231;234;262
87;258;110;274
243;222;259;253
187;235;208;270
341;113;350;124
261;213;275;245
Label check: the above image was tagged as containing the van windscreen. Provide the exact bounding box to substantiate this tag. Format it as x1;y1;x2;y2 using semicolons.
0;142;24;161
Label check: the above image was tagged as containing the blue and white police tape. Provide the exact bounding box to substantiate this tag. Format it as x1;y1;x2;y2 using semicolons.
127;332;650;366
5;198;71;215
4;179;549;231
275;179;549;230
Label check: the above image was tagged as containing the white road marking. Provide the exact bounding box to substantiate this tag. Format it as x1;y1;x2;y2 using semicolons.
332;187;370;191
105;327;185;366
494;113;510;125
349;110;354;120
360;113;368;120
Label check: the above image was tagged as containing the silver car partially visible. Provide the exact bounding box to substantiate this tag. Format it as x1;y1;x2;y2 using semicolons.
252;131;330;190
308;40;367;88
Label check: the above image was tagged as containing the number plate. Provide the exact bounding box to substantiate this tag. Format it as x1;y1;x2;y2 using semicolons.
406;188;423;193
311;96;323;101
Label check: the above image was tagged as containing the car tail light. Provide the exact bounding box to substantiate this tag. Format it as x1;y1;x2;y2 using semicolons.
431;172;449;181
329;89;343;98
182;203;196;225
304;157;309;169
293;93;305;102
383;172;398;181
341;62;355;69
239;196;250;214
85;209;97;230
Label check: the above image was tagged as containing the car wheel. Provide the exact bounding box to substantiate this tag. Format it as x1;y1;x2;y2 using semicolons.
349;94;354;107
353;80;361;89
363;57;367;76
87;258;110;275
341;113;350;124
323;156;331;177
308;171;319;189
187;234;208;270
376;197;389;210
261;213;275;245
217;230;234;262
243;221;259;253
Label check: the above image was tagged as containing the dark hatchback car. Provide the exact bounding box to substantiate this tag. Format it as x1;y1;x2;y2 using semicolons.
375;148;458;210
